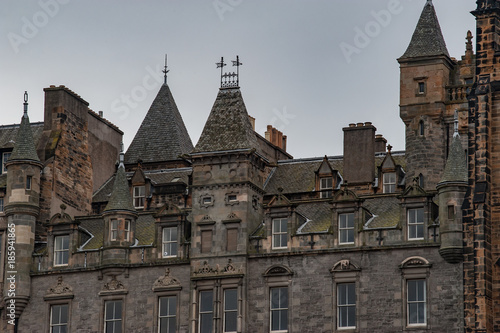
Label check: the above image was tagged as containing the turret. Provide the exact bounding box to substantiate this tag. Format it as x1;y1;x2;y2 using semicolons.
3;92;43;325
101;145;137;265
436;112;467;263
398;0;455;190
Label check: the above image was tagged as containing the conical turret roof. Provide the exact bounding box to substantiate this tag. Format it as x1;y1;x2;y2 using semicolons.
193;88;258;153
125;84;193;164
400;0;450;59
104;152;136;213
439;133;467;185
10;100;40;163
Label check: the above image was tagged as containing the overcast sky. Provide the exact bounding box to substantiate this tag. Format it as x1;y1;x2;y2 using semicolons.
0;0;476;159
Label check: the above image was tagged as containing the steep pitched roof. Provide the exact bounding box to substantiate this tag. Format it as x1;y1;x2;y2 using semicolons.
400;0;450;59
9;113;40;162
439;133;467;184
125;84;193;164
0;122;43;150
193;88;258;153
103;164;136;213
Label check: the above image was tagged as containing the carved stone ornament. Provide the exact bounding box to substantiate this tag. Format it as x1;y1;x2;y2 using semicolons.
400;256;431;269
99;275;128;296
45;276;73;299
193;259;243;277
331;259;360;272
263;265;293;277
153;268;181;291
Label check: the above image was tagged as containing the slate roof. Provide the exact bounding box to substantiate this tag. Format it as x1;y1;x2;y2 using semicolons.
125;84;193;164
264;153;406;195
78;213;156;250
439;133;467;184
93;167;192;203
0;122;43;150
103;164;136;213
363;196;401;229
400;1;450;59
193;88;258;153
296;201;332;233
8;113;41;162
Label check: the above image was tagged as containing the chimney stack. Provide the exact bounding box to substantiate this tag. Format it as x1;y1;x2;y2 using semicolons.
375;134;387;153
343;122;376;184
265;125;287;151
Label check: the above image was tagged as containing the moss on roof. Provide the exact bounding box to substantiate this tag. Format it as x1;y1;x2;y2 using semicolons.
296;202;332;233
363;196;401;229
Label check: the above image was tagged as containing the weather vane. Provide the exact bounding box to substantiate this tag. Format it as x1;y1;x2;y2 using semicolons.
162;54;169;84
216;55;242;89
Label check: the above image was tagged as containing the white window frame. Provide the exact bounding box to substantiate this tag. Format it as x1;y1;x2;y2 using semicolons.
199;290;213;333
50;304;69;333
408;208;424;240
124;219;130;242
54;235;69;266
272;218;288;250
158;295;177;333
223;289;238;333
2;152;11;173
162;227;178;258
270;286;288;332
320;177;333;198
133;185;145;209
110;219;118;241
338;213;354;245
104;300;123;333
407;279;426;326
383;173;396;193
337;282;356;329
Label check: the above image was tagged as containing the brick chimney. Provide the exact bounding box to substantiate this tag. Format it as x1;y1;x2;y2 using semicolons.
265;125;287;151
343;122;376;184
375;134;387;153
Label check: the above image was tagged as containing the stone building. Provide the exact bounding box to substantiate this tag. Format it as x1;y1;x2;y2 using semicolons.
0;1;497;332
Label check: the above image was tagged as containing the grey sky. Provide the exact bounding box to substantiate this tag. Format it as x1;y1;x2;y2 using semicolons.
0;0;475;158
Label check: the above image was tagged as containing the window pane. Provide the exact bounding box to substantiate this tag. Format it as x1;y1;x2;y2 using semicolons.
224;289;238;332
200;313;212;333
200;291;213;312
225;312;237;332
270;287;288;331
224;289;237;310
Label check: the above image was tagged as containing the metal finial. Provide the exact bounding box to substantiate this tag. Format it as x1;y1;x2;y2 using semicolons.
218;56;242;89
162;54;169;85
453;110;459;137
426;0;432;4
216;57;226;88
119;142;124;167
23;91;28;117
232;55;242;87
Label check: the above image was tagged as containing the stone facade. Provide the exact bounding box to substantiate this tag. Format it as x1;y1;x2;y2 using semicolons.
0;1;498;332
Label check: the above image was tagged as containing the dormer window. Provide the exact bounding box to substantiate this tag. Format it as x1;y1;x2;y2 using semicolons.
383;173;396;193
320;177;333;198
133;185;145;208
54;235;69;266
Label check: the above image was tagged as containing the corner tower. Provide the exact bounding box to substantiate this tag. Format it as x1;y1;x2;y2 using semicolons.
3;92;43;326
398;0;455;191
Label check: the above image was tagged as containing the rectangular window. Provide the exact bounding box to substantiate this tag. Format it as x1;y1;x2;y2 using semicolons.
0;197;4;212
448;205;455;220
320;177;333;198
226;228;238;252
54;235;69;266
270;287;288;332
224;289;238;333
162;227;178;258
26;175;32;190
123;220;130;242
202;197;212;205
159;296;177;333
201;230;212;253
50;304;69;333
2;152;11;173
337;283;356;329
134;185;145;208
199;290;213;333
104;300;123;333
228;195;237;202
383;173;396;193
408;208;424;240
418;82;425;94
339;213;354;244
272;218;288;249
110;219;118;241
407;279;426;325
